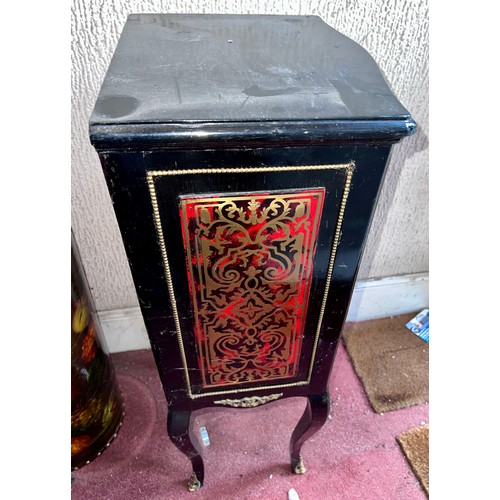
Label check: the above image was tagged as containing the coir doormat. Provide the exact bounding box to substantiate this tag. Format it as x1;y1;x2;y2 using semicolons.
397;424;429;495
342;313;429;413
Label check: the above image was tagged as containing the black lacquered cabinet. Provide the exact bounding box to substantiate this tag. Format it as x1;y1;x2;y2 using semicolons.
89;14;415;491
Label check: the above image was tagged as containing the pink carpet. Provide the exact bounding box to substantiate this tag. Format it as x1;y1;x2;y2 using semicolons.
71;341;428;499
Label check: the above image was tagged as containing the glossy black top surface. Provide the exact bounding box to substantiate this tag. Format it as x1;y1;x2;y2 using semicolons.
90;14;411;125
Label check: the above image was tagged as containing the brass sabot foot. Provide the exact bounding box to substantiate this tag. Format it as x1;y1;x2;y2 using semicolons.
187;472;201;492
293;456;306;474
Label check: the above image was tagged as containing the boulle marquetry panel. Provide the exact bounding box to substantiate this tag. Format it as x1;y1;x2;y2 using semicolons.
180;189;324;388
90;13;416;491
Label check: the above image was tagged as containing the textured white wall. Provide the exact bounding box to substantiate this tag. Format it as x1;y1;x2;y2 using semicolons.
71;0;429;311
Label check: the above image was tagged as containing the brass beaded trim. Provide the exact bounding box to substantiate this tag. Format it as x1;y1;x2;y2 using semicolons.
307;167;353;381
147;175;191;382
148;164;351;176
146;162;354;399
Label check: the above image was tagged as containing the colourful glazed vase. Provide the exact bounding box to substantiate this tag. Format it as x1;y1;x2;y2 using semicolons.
71;231;124;470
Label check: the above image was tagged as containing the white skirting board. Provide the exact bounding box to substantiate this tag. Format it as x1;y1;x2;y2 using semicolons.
98;272;429;353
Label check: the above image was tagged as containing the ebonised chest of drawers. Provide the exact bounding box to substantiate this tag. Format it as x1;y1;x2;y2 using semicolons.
89;13;415;491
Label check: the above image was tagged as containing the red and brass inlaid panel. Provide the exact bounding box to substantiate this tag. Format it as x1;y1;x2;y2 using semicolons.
180;189;324;388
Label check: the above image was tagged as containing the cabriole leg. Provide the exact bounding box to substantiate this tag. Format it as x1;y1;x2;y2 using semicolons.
289;392;330;474
167;409;205;491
